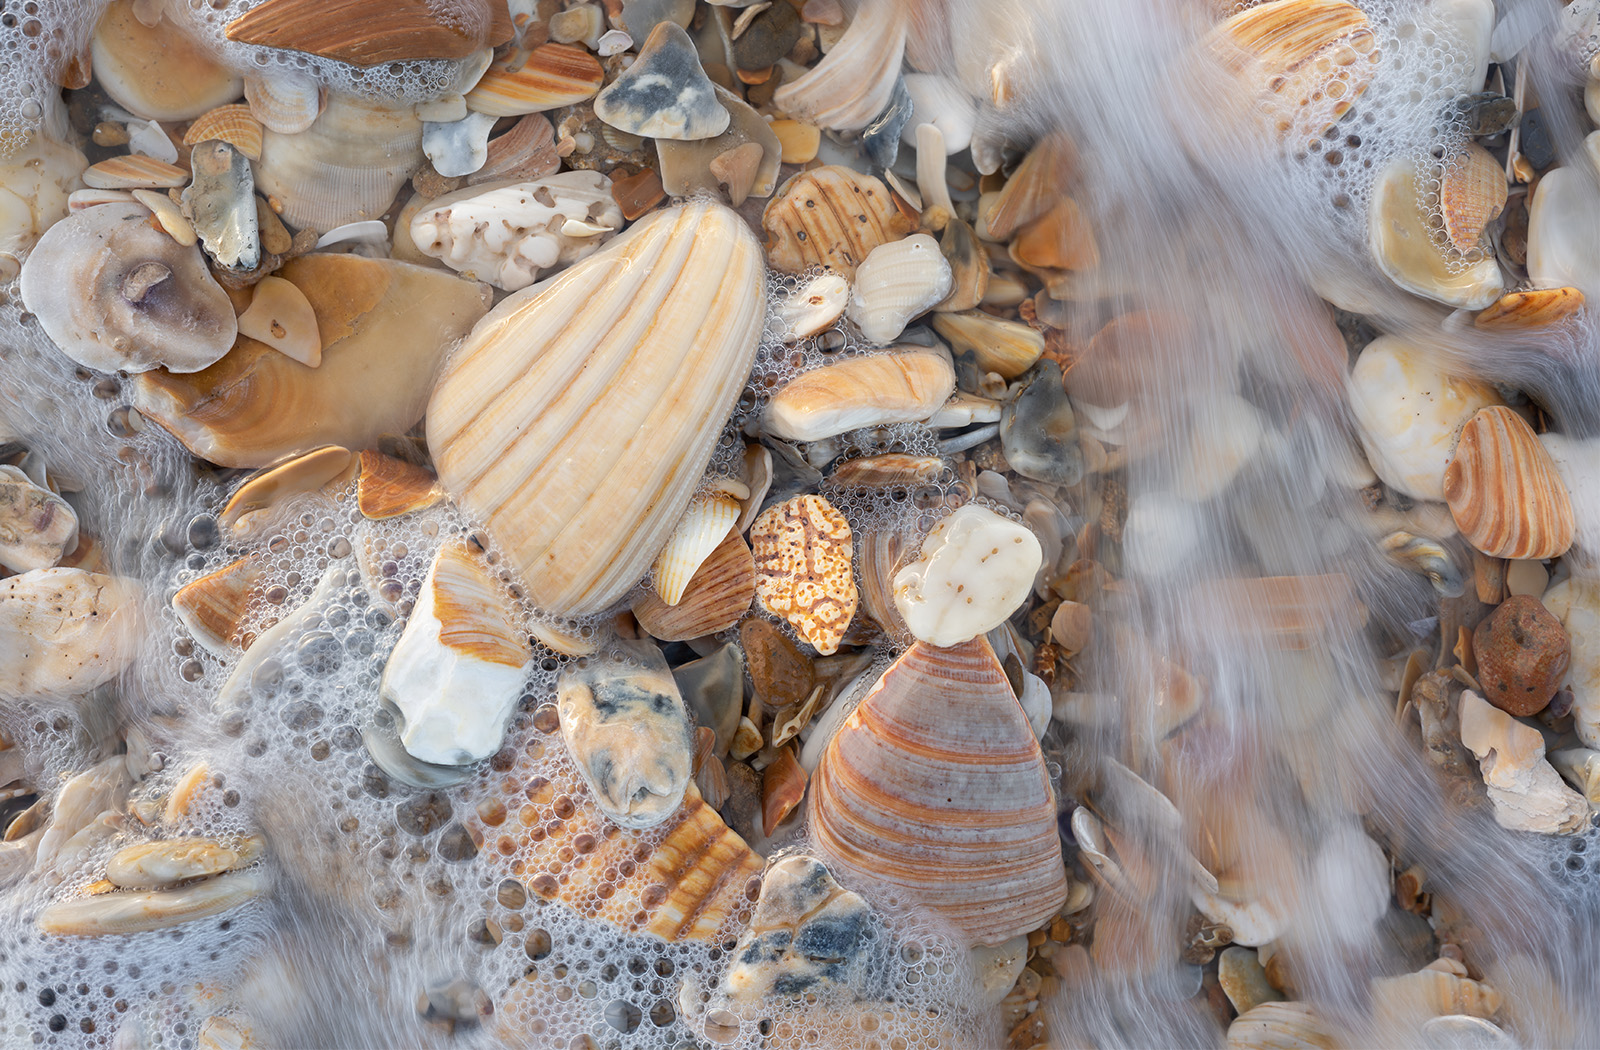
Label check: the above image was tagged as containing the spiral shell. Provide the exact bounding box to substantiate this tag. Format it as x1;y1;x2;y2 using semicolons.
1443;406;1574;560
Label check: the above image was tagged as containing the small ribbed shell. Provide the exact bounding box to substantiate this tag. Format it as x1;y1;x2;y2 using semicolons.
225;0;512;66
773;0;906;131
82;155;188;190
846;234;953;344
808;637;1068;946
1440;143;1507;253
184;105;264;162
356;450;443;520
465;44;605;117
244;74;324;136
1444;406;1574;560
653;495;740;606
633;528;755;641
762;166;915;276
1474;287;1585;331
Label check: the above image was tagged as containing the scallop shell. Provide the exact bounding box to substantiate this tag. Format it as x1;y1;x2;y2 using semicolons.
426;201;766;618
1440;143;1507;253
243;74;324;136
1474;287;1585;331
226;0;512;65
465;44;606;117
930;310;1044;379
653;494;740;606
846;233;953;344
356;450;443;520
773;0;907;131
807;637;1068;947
750;495;857;655
82;155;188;190
183;105;264;162
762;348;956;443
762;166;916;276
470;113;560;186
172;556;263;656
37;870;268;936
1443;406;1575;560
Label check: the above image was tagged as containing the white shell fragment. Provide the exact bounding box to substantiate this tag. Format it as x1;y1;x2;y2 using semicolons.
422;110;500;178
901;74;977;154
237;276;322;367
1538;577;1600;749
1458;689;1587;835
0;465;78;572
379;542;534;767
409;172;623;291
556;639;694;829
593;21;729;141
892;504;1043;647
774;272;849;338
846;233;953;344
0;568;141;699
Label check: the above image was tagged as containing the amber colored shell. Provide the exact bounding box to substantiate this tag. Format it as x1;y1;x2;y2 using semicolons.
985;133;1079;242
1440;143;1507;253
356;449;442;520
750;495;857;655
632;528;755;642
171;556;263;655
183;104;264;161
740;617;816;712
808;637;1068;947
761;166;915;276
1444;406;1574;560
1474;287;1585;331
464;44;606;117
220;445;354;533
826;454;945;489
226;0;513;66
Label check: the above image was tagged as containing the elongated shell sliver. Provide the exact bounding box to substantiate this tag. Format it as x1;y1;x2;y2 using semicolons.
427;201;767;617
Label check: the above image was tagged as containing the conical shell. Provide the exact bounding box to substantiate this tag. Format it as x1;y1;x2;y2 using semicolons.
762;166;916;275
808;637;1068;946
356;450;443;520
183;105;264;162
82;155;188;190
1444;406;1574;560
653;495;740;606
225;0;512;66
172;556;263;655
465;44;606;117
426;201;766;618
751;495;857;655
634;528;755;641
1440;143;1507;253
1474;287;1585;331
773;0;907;131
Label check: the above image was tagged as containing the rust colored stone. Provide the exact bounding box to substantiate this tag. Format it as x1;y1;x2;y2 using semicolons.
1472;594;1570;717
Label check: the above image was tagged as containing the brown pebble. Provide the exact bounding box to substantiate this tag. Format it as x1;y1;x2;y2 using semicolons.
1473;593;1570;717
610;167;665;221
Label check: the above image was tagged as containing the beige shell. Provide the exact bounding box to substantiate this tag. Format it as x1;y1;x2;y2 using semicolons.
773;0;907;131
808;637;1068;947
654;495;740;606
1475;287;1585;331
356;450;443;520
762;348;956;443
243;73;324;136
983;133;1078;241
183;105;265;162
237;276;323;367
38;870;268;936
106;834;266;889
225;0;511;65
0;568;140;699
827;454;946;489
773;272;849;339
129;189;197;247
219;446;353;536
762;166;916;276
1440;143;1507;253
82;155;188;190
1225;1001;1340;1050
846;234;953;344
1444;406;1574;560
426;201;766;618
633;527;755;641
172;556;263;655
465;44;606;117
929;310;1044;379
471;113;560;186
91;0;243;123
751;495;857;656
1369;156;1503;310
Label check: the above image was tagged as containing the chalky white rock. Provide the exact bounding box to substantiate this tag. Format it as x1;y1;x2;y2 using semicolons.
892;504;1042;647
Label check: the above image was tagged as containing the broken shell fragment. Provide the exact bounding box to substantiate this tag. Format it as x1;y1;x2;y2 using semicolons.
225;0;511;65
655;84;782;204
1474;287;1585;330
236;276;321;367
1225;1001;1341;1050
1369;156;1503;310
719;855;876;1005
929;310;1043;379
171;556;262;656
761;746;808;835
1444;406;1574;561
763;348;956;443
92;0;243;122
83;155;188;190
827;454;945;490
556;639;695;829
380;541;533;767
595;22;729;141
356;450;443;520
654;494;740;607
892;504;1042;648
39;870;268;936
774;0;907;131
465;44;606;118
1551;748;1600;803
1000;361;1082;485
20;202;236;374
751;495;858;656
763;166;915;276
1458;689;1587;835
1526;165;1600;304
0;465;77;573
472;114;561;186
774;272;849;338
106;835;266;890
183;105;264;162
422;111;500;179
183;141;261;273
846;233;953;344
1380;532;1466;598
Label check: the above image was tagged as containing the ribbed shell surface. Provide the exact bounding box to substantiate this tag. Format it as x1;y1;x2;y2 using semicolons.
426;201;767;617
1444;406;1574;560
808;637;1068;946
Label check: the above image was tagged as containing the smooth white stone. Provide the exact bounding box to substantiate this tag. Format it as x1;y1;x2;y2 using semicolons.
1539;577;1600;749
1527;162;1600;303
892;504;1042;647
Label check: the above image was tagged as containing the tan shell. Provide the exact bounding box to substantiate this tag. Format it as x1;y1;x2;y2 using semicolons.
772;0;906;131
762;166;915;276
1225;1001;1340;1050
1010;196;1099;274
1370;156;1503;310
426;201;766;618
762;349;956;443
1444;406;1574;560
82;155;188;190
465;44;606;117
751;495;857;656
237;276;323;368
741;617;816;712
0;569;141;699
808;637;1068;947
172;556;263;655
761;746;807;835
1440;143;1507;253
634;528;755;641
38;870;268;936
226;0;512;65
106;834;266;889
356;450;443;520
929;310;1044;379
827;454;946;489
243;74;324;136
653;495;740;606
983;133;1078;241
219;446;354;536
471;114;560;186
1474;287;1585;331
91;0;243;123
183;105;264;162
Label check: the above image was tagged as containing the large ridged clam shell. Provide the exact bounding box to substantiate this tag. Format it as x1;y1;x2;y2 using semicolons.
226;0;512;66
426;201;766;617
1444;406;1574;560
808;637;1068;946
762;166;915;276
773;0;907;131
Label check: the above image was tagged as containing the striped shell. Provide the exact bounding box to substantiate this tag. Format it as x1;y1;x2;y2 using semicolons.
808;637;1068;947
244;73;324;136
654;495;740;606
772;0;906;131
172;559;262;655
225;0;512;66
1475;287;1585;331
762;166;916;276
1440;143;1507;253
1444;406;1574;560
633;528;756;641
465;44;605;117
183;104;264;161
82;155;188;190
356;450;442;520
426;201;767;617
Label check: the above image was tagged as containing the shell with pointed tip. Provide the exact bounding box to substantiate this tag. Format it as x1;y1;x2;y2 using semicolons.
1440;143;1506;253
220;446;353;536
426;201;766;618
751;495;857;655
1475;287;1585;330
808;637;1068;946
237;276;322;367
930;310;1044;379
763;349;955;443
1444;407;1573;560
226;0;512;65
846;234;953;344
183;105;264;162
92;0;243;122
982;133;1078;241
172;556;262;656
656;84;783;205
357;450;443;520
244;74;324;136
82;155;188;190
1369;157;1502;310
594;21;729;141
774;0;907;131
763;166;915;275
465;44;606;117
633;528;755;641
38;870;268;936
654;495;740;606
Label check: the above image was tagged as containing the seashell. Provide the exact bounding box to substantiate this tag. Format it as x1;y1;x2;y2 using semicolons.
0;465;77;572
219;446;352;539
254;93;424;232
226;0;511;66
1444;406;1574;560
106;834;266;890
741;617;817;716
1000;361;1082;486
67;189;136;211
933;212;990;313
1550;747;1600;804
1440;143;1507;253
769;119;821;165
381;541;533;766
1458;689;1587;835
761;745;808;835
38;870;268;937
827;454;945;489
1372;961;1503;1033
656;84;782;205
126;119;179;165
551;3;606;47
472;113;560;186
1010;196;1099;280
243;74;324;136
314;220;389;250
762;348;956;443
1536;578;1600;748
1474;287;1585;331
183;105;264;162
774;272;849;338
929;310;1043;379
983;133;1077;242
845;233;953;343
1218;947;1283;1016
183;140;260;273
82;155;188;191
362;700;475;791
426;201;766;617
91;0;242;122
237;275;321;367
20;202;235;375
763;166;916;276
1527;163;1600;304
1347;336;1501;502
1380;532;1466;597
594;22;729;141
409;171;623;291
731;717;763;762
1225;1001;1340;1050
1369;156;1503;310
808;637;1068;947
556;638;695;829
465;44;606;118
1472;594;1569;717
356;450;442;520
172;556;262;656
198;1016;255;1050
422;110;499;179
129;188;196;247
634;529;755;641
654;494;740;606
774;0;907;131
893;505;1042;648
751;495;857;655
134;253;487;469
